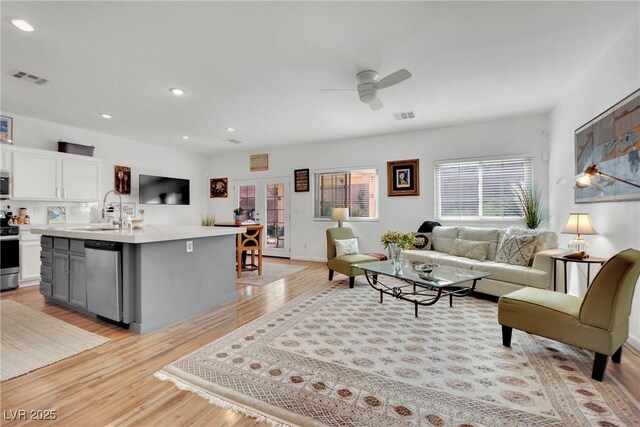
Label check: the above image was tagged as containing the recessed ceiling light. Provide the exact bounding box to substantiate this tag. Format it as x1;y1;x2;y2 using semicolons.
181;135;189;140
99;113;112;119
169;88;185;96
225;127;235;132
11;19;35;32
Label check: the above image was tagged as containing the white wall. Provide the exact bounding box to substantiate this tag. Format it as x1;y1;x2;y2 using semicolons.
1;113;209;225
548;19;640;350
208;114;550;261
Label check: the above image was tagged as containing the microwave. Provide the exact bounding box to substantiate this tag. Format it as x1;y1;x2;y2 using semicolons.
0;170;10;199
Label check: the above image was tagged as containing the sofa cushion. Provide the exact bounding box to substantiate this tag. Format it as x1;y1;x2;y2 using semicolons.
409;232;432;250
335;238;359;257
506;226;558;254
450;238;490;261
472;261;529;286
458;227;501;260
403;249;442;265
431;226;459;253
436;254;481;270
495;233;537;266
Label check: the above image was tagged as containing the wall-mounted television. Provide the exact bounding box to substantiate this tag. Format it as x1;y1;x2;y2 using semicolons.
139;174;190;205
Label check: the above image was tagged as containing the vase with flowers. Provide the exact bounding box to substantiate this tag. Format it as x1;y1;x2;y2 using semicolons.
380;231;417;272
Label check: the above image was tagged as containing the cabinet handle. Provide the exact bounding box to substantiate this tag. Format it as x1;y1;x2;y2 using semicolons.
63;188;67;198
56;187;60;198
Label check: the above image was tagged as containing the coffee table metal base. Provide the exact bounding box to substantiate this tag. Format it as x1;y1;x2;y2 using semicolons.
363;271;480;317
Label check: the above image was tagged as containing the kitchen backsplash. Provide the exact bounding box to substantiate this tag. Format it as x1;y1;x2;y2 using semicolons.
1;200;99;225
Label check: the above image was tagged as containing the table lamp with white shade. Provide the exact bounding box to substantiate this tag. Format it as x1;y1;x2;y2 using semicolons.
561;213;598;255
331;208;349;228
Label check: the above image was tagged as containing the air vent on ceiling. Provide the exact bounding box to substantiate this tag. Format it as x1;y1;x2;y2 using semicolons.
226;139;244;144
13;70;48;85
392;111;415;121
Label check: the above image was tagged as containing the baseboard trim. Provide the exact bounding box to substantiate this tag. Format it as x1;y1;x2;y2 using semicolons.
627;334;640;352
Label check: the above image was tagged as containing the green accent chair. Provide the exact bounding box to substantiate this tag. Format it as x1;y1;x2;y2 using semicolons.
326;227;379;288
498;248;640;381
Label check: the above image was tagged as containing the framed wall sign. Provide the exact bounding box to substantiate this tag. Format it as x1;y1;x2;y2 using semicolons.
387;159;420;196
250;153;269;172
210;177;228;198
294;168;310;192
114;165;131;195
0;115;13;144
575;89;640;203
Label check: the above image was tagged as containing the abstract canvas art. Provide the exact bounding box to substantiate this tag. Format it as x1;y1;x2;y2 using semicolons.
575;90;640;203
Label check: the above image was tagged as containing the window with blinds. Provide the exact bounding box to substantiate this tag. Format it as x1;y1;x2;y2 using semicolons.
434;157;533;220
313;168;378;220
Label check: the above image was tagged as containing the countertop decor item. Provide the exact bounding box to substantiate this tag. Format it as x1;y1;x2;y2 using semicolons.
561;213;597;254
330;207;349;227
201;215;216;226
574;89;639;203
387;158;419;196
233;207;244;225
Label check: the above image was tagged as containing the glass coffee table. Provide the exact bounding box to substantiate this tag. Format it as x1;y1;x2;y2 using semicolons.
353;260;490;317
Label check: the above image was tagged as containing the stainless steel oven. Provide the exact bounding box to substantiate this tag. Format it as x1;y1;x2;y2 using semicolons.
0;226;20;291
0;170;10;199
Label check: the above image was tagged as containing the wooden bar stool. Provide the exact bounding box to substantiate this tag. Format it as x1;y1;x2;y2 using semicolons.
237;224;263;278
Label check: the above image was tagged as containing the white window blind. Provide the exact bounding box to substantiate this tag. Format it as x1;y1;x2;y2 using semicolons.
434;157;533;220
314;168;378;220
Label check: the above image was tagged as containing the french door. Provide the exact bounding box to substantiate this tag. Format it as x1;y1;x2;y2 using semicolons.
236;177;290;258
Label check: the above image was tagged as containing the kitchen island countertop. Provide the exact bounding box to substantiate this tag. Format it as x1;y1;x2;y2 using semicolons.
30;224;245;244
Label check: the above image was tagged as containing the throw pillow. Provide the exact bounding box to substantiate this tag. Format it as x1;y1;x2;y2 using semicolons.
335;238;359;257
409;232;432;250
495;233;536;266
450;239;490;261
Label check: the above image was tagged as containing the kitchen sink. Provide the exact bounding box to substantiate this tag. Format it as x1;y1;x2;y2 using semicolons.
70;227;120;232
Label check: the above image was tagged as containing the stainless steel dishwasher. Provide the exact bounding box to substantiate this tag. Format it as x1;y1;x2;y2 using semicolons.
85;240;123;322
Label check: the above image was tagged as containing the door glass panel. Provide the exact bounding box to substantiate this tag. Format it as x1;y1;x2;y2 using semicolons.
265;183;285;249
238;185;256;221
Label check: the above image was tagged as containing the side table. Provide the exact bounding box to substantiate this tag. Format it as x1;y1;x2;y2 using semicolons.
551;255;607;293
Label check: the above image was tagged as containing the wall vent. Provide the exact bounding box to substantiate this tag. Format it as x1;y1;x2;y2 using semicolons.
226;139;244;144
392;111;415;121
13;71;48;85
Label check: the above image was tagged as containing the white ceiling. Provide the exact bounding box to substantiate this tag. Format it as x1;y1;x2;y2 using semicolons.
1;1;638;154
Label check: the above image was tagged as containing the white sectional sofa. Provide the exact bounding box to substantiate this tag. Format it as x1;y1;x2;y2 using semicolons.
404;226;569;297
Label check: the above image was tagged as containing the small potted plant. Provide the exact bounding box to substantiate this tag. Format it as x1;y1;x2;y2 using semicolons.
233;207;244;225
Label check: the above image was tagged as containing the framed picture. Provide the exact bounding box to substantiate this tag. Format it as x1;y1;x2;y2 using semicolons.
250;153;269;171
575;89;640;203
114;165;131;195
294;168;310;192
210;177;228;198
0;115;13;144
387;159;420;196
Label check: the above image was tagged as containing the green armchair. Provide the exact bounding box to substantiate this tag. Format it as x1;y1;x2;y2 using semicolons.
326;227;378;288
498;248;640;381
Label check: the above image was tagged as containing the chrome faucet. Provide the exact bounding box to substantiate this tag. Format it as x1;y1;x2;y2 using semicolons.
102;190;123;228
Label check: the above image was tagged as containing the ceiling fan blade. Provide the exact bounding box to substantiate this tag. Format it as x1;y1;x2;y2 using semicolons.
374;69;412;90
320;88;357;92
369;97;383;111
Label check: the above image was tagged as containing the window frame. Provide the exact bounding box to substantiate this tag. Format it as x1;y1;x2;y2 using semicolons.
312;166;379;222
434;154;534;222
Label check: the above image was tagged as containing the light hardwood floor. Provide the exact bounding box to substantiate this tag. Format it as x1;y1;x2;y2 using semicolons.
1;258;639;426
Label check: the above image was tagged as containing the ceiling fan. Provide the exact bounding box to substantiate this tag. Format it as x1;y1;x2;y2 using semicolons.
321;68;412;111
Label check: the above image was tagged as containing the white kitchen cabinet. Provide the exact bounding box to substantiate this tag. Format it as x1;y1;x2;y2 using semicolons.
12;150;60;200
9;146;100;202
0;147;11;171
19;240;41;282
61;157;100;201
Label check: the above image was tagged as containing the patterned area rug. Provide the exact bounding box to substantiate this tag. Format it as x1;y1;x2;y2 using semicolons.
156;281;640;426
237;262;307;286
1;300;109;381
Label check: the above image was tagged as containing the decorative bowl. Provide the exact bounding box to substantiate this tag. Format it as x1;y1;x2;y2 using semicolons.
412;263;438;273
131;220;144;229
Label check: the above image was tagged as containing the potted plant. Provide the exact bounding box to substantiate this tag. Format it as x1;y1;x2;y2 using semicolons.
233;207;244;225
512;183;549;230
201;215;216;226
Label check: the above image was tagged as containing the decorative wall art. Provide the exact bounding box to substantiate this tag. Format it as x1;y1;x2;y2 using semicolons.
114;165;131;195
47;207;66;224
575;89;640;203
387;159;420;196
250;153;269;172
0;115;13;144
294;168;310;192
210;177;228;198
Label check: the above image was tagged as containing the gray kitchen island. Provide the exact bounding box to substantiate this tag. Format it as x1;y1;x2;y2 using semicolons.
31;224;244;334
